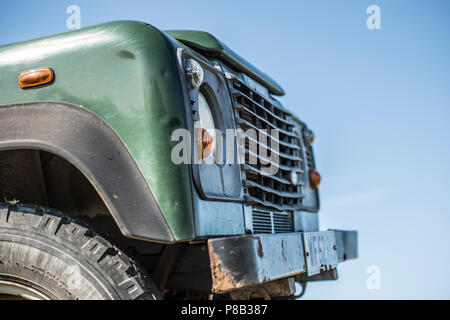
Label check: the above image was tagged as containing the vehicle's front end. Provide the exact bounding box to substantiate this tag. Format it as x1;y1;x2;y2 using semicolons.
167;30;358;297
0;20;357;300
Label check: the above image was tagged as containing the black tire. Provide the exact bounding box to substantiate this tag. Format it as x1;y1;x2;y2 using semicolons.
0;203;161;300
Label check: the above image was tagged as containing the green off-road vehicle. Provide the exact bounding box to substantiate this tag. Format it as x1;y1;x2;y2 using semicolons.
0;21;357;300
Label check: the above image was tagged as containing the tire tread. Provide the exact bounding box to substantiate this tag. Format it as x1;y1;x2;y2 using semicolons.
0;203;159;300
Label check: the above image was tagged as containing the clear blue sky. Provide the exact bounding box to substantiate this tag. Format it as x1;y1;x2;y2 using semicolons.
1;0;449;299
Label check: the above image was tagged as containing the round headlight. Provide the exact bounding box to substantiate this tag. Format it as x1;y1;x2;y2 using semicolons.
185;59;204;89
195;92;216;162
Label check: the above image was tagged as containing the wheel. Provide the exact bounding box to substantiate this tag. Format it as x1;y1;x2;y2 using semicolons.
0;203;160;300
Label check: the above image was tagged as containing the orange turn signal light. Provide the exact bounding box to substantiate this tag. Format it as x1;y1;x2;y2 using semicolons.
18;68;54;88
309;169;322;189
196;128;214;158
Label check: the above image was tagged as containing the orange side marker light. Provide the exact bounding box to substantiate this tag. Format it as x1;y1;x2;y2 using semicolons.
309;169;322;189
18;68;54;88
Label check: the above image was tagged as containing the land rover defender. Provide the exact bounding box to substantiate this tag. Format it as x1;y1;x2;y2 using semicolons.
0;21;357;300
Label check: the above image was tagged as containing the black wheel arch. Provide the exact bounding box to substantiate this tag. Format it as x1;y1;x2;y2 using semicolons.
0;101;174;243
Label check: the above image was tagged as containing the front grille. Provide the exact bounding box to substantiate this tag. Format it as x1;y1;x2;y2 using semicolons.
227;74;306;212
252;209;293;234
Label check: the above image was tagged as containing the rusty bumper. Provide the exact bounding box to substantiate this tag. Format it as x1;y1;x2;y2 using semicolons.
207;230;357;293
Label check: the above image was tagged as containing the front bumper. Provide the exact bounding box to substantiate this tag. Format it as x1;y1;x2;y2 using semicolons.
208;230;358;293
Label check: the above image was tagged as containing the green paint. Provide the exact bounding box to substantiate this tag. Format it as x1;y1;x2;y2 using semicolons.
165;30;285;96
0;21;195;240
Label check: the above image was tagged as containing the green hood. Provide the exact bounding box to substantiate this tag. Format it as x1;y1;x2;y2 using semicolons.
165;30;285;96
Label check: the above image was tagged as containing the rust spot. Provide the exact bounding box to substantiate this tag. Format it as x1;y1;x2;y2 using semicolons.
208;243;241;293
207;236;268;294
245;236;264;258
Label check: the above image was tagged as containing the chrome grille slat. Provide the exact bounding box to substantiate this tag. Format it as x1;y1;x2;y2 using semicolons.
235;113;298;138
242;168;292;186
244;180;304;198
238;125;302;150
230;84;292;126
241;149;302;173
241;165;303;185
242;160;304;176
234;100;295;133
232;89;294;126
240;132;302;159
